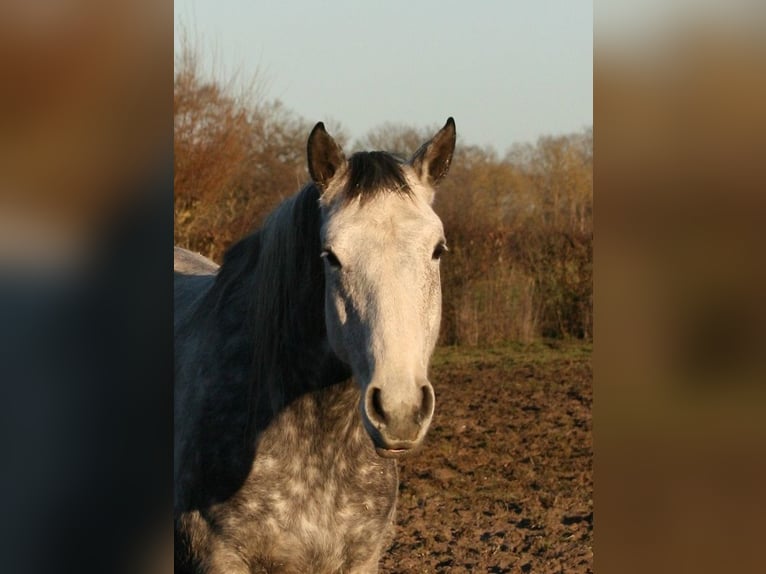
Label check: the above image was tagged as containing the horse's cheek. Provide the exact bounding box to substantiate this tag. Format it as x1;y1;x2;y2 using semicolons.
325;293;349;361
424;270;442;352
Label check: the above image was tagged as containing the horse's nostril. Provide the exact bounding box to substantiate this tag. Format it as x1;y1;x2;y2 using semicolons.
370;387;387;425
418;385;434;423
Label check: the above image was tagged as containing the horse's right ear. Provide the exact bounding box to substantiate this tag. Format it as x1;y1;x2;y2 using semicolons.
307;122;346;190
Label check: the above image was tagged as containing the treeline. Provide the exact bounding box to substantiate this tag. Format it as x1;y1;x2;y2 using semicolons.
174;48;592;345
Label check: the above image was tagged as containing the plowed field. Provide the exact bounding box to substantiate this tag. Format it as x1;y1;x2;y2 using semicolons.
381;343;593;573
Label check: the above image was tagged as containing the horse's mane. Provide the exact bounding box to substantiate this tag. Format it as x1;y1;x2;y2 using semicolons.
210;184;349;427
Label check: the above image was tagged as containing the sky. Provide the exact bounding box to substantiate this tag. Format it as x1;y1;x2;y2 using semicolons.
174;0;593;154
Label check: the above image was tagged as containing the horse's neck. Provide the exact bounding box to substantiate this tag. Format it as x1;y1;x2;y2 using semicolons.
178;189;349;510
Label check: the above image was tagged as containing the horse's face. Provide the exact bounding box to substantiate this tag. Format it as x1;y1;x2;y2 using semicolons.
308;119;456;457
320;186;445;456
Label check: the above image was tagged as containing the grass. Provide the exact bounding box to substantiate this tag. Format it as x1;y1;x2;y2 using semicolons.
431;340;592;371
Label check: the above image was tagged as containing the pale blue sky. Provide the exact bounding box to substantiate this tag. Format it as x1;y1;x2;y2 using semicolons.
175;0;592;153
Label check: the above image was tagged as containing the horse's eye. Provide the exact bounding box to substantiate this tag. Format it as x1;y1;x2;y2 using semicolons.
321;249;342;268
432;242;448;261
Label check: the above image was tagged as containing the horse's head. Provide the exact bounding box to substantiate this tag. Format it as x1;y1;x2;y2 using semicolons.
307;118;456;458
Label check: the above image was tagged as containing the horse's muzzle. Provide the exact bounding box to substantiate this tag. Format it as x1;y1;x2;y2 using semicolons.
362;381;435;455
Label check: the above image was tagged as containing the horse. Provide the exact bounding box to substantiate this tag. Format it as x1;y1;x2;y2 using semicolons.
174;118;456;573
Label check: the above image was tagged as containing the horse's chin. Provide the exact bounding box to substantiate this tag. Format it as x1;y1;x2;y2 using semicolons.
374;446;418;459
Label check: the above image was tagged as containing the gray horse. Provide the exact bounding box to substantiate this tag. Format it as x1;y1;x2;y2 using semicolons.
174;118;456;573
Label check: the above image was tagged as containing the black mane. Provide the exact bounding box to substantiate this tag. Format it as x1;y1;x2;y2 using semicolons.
342;151;412;203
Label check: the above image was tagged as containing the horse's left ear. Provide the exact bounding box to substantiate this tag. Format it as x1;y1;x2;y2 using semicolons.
307;122;346;190
410;117;456;186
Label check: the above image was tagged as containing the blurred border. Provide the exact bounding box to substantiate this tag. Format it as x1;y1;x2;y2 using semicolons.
0;2;172;573
595;2;766;572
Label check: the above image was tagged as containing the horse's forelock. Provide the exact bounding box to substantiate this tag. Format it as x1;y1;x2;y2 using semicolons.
341;151;412;204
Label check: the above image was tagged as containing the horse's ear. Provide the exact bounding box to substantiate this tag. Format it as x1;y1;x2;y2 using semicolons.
410;117;456;186
307;122;346;190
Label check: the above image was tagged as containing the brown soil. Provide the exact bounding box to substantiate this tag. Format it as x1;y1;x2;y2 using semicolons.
381;344;593;574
